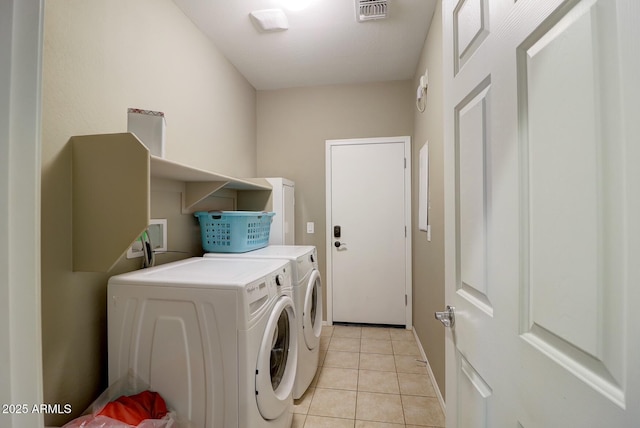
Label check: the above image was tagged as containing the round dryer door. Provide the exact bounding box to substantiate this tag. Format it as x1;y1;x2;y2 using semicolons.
303;269;323;350
256;296;298;420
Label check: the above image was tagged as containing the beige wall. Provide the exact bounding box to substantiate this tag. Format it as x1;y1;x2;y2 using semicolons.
41;0;256;425
256;81;414;319
411;0;445;398
256;7;445;399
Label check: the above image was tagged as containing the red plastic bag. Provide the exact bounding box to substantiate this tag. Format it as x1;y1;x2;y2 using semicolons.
98;391;168;426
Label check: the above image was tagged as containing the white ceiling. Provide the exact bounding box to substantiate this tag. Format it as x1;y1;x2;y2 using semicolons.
173;0;437;90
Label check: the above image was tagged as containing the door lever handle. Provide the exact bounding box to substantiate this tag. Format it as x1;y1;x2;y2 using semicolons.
435;305;455;327
334;241;347;251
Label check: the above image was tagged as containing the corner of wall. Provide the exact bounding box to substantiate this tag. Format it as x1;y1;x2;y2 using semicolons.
410;0;446;400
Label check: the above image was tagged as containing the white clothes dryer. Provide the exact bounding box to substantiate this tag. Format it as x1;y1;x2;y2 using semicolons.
107;257;297;428
204;245;322;399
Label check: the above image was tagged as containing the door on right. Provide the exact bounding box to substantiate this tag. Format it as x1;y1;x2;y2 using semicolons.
443;0;639;426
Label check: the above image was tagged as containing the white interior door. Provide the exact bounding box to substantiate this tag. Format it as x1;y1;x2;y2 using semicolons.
443;0;639;426
326;137;411;326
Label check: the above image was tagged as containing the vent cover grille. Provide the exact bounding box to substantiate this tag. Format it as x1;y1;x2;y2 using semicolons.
356;0;388;22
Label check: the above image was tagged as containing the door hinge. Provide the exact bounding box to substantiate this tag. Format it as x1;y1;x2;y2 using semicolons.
405;294;408;306
405;226;407;237
404;157;407;168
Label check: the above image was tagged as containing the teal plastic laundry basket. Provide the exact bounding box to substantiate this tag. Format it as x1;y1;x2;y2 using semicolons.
194;211;275;253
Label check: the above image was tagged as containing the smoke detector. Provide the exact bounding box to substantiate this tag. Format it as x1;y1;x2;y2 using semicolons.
356;0;388;22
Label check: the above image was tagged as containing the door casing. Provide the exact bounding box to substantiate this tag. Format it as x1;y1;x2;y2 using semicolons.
0;1;44;426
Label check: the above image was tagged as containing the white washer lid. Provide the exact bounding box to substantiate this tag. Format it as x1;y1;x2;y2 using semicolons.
108;257;288;288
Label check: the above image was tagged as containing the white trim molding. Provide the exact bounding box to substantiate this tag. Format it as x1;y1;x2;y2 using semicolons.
413;328;446;414
0;0;44;427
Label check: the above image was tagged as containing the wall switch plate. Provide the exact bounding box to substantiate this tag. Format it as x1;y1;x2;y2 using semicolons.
306;222;315;234
126;219;167;258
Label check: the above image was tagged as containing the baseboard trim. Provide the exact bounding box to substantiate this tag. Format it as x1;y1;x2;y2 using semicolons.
412;327;446;414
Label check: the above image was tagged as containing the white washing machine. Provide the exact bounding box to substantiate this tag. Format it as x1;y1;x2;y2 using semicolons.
205;245;322;399
107;257;297;428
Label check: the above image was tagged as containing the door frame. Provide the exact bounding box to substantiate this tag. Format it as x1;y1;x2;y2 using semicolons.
325;136;412;328
0;0;44;426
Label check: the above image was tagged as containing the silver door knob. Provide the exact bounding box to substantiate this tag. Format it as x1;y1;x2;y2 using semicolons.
435;305;455;327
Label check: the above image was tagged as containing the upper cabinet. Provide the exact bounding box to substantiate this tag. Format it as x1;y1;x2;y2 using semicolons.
71;133;271;272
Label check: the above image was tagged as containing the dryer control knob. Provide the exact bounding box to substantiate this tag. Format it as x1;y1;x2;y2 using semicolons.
275;274;284;286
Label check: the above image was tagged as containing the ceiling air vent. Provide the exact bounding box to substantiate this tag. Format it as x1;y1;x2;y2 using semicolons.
356;0;388;22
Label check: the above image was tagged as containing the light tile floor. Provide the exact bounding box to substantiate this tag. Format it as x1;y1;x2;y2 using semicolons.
292;325;445;428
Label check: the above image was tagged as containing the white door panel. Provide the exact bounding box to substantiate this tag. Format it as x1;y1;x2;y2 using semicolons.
456;79;493;315
327;138;411;326
444;0;639;426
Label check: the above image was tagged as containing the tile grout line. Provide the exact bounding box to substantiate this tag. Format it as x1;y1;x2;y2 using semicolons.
354;348;359;427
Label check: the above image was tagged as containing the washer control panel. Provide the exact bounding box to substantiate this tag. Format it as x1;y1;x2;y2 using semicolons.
245;265;292;314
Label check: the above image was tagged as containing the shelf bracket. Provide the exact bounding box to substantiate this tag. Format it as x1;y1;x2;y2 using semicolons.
183;181;229;213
